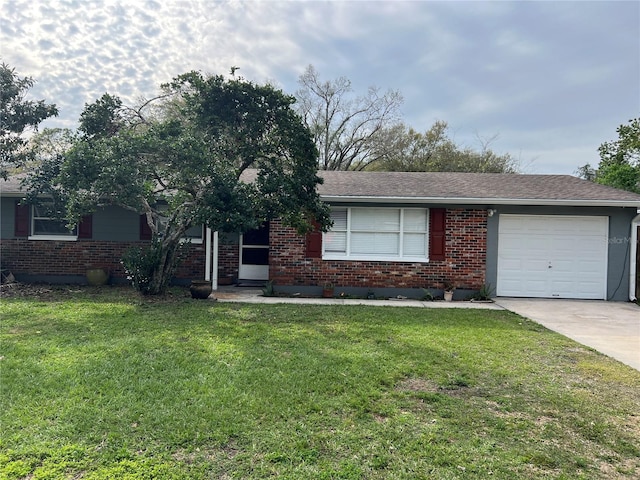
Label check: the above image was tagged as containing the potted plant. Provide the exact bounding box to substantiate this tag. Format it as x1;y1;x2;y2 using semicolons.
443;281;455;302
190;280;213;299
86;267;109;286
322;282;335;298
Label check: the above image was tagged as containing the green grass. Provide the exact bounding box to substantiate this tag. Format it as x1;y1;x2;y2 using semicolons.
1;286;639;479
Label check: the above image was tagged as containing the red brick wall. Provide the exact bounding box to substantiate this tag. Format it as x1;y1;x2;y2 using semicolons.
0;239;207;281
218;243;239;280
269;208;487;290
2;209;487;289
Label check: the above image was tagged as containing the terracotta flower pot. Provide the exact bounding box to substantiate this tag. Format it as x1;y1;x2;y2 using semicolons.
86;268;109;286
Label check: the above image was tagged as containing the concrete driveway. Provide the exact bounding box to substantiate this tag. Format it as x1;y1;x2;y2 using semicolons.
494;298;640;371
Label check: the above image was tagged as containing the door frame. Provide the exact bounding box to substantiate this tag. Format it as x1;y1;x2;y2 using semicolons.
238;223;270;281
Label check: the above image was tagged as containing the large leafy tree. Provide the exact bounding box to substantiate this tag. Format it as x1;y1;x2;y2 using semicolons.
295;65;403;171
25;71;330;295
0;63;58;178
367;121;518;173
577;118;640;193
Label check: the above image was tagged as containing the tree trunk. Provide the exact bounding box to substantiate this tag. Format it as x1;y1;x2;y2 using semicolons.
144;239;183;295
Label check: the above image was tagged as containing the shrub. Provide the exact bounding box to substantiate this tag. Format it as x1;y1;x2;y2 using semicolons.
121;240;185;295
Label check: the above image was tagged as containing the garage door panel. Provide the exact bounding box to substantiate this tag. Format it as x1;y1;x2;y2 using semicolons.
499;258;523;270
526;279;549;297
524;259;550;273
550;279;575;297
552;259;574;274
577;280;607;298
573;237;607;255
500;279;548;297
577;259;606;273
497;215;608;299
551;236;576;253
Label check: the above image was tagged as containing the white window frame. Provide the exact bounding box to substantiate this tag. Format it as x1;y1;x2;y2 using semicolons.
28;204;77;241
181;225;204;244
156;205;204;244
323;206;430;262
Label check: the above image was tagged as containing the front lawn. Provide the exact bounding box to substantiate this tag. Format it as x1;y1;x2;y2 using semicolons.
1;287;638;479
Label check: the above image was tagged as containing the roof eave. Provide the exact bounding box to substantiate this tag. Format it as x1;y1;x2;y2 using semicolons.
320;195;640;208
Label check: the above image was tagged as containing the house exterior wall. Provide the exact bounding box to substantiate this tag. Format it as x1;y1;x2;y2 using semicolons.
0;200;140;242
269;208;487;294
485;205;638;301
0;197;15;239
2;191;636;301
218;233;240;282
0;238;207;284
0;199;207;284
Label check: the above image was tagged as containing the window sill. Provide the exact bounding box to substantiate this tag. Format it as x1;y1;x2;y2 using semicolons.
28;235;78;241
323;254;429;263
181;238;203;244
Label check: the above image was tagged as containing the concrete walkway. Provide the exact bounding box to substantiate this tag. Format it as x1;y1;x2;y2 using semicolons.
212;287;639;371
494;298;640;371
214;287;501;310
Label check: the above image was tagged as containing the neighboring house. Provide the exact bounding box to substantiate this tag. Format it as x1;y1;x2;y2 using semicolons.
2;171;640;301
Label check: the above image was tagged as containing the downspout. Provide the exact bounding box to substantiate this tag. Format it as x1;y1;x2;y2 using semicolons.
630;212;640;302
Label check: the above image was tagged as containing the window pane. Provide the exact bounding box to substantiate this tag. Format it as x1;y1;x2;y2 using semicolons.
33;219;74;236
184;225;203;239
352;208;399;231
352;232;399;255
325;231;347;253
242;247;269;265
331;208;347;230
243;224;269;245
403;233;427;256
403;209;427;232
33;203;58;218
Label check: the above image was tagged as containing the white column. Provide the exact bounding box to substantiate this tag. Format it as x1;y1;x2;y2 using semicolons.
205;227;212;282
212;230;219;290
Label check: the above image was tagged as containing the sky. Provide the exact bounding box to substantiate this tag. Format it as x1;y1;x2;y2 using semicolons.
1;0;638;175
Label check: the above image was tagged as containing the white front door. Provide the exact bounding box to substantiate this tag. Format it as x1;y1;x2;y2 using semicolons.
497;215;608;299
238;223;269;281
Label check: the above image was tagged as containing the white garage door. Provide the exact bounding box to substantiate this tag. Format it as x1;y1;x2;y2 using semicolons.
497;215;608;299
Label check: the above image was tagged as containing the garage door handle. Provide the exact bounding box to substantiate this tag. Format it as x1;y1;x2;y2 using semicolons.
548;262;552;269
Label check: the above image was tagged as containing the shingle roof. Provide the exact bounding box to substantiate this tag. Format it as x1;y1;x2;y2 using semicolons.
0;174;26;197
4;171;640;207
315;171;640;207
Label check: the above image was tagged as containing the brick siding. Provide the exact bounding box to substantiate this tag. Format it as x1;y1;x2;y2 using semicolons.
269;208;487;290
0;239;207;281
218;243;240;281
2;208;487;289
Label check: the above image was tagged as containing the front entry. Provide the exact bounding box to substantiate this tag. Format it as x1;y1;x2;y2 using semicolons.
238;223;269;281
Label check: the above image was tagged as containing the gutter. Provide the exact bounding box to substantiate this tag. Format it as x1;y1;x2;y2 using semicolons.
630;212;640;302
319;195;640;208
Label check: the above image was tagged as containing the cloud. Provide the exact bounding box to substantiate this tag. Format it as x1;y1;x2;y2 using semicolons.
2;0;637;174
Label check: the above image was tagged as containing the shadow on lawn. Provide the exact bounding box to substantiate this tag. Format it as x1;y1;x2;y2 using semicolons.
3;292;640;478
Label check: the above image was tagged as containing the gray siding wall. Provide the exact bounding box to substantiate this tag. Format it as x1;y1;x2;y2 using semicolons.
0;198;140;241
486;206;638;301
1;198;16;239
93;206;139;241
